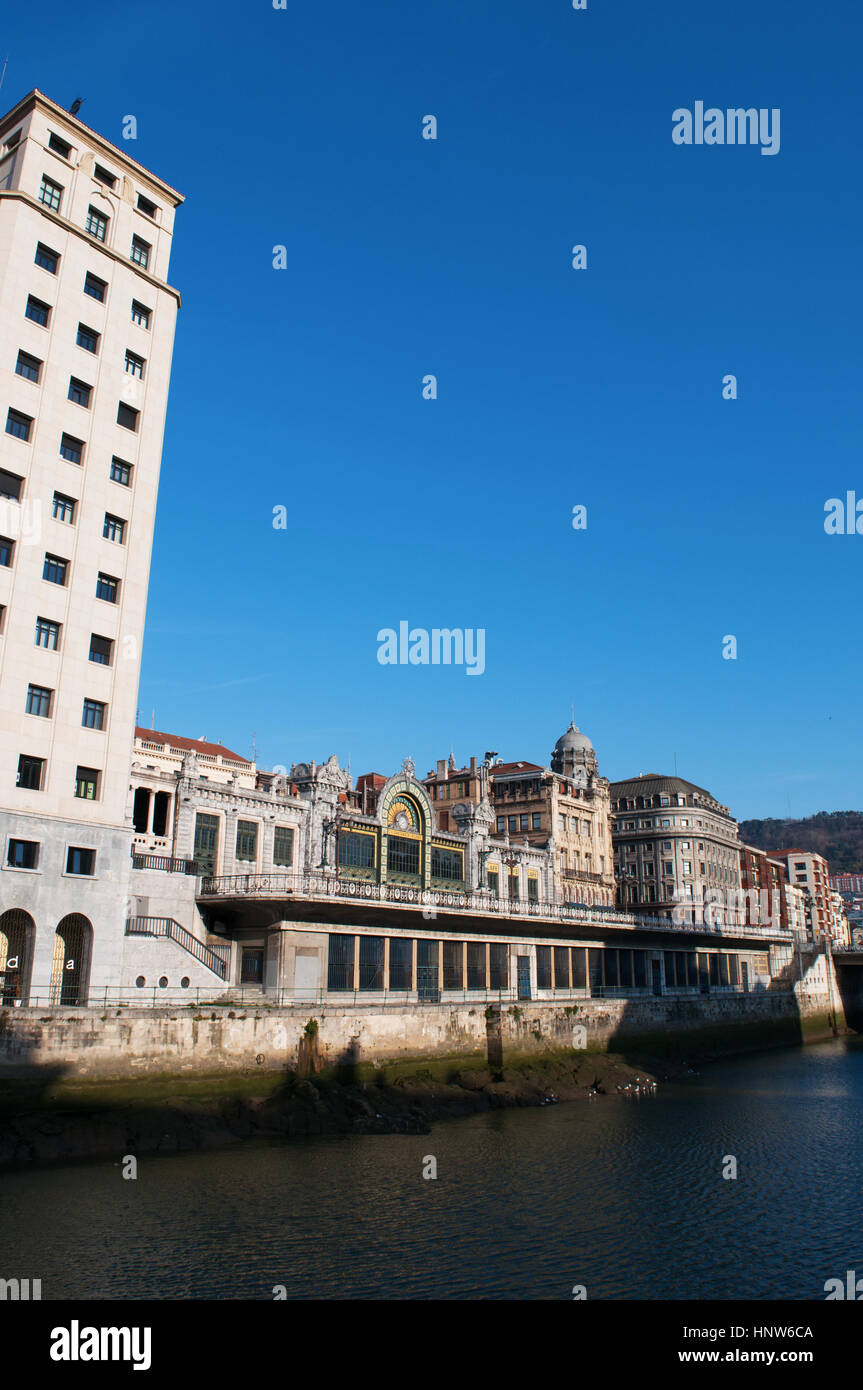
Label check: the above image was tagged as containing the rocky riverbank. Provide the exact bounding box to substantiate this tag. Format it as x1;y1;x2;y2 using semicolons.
0;1048;700;1168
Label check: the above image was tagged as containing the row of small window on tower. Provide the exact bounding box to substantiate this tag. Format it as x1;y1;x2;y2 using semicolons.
33;238;153;325
0;607;117;665
16;334;145;381
38;165;154;268
1;490;125;546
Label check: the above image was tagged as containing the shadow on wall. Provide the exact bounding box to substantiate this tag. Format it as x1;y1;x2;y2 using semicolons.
602;949;844;1065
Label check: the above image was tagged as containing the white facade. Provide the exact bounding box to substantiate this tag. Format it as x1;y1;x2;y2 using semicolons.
0;90;183;1003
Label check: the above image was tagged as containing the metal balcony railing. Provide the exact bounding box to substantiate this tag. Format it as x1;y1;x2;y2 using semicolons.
197;871;792;940
131;853;198;874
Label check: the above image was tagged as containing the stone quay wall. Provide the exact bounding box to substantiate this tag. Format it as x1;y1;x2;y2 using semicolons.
0;964;844;1081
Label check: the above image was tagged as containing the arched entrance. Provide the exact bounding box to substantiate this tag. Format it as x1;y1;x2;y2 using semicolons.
50;915;93;1005
0;910;35;1005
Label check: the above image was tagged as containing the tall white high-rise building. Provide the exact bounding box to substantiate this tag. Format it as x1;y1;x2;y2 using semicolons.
0;90;183;1004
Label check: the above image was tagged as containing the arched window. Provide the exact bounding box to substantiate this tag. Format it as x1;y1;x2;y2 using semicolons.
51;914;93;1005
0;909;35;1005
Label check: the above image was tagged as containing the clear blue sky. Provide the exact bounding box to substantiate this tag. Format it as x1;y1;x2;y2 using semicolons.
8;0;862;820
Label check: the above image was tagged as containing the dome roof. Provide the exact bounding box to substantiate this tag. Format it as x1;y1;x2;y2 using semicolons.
554;721;594;755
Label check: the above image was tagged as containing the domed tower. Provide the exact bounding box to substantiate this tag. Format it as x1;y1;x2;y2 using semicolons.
548;718;615;909
551;720;598;781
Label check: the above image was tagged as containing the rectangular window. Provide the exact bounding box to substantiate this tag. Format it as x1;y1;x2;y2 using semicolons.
442;940;463;990
15;349;42;382
572;947;587;990
193;812;220;876
489;943;508;991
52;491;76;523
48;131;72;158
487;867;499;896
527;876;539;902
554;946;570;989
0;536;14;567
235;819;258;862
620;949;633;988
85;206;108;241
124;349;145;378
88;633;113;665
388;937;412;991
519;813;529;832
0;469;23;501
466;941;486;990
536;945;552;990
59;433;84;463
66;846;95;876
76;323;100;353
43;553;68;585
43;551;75;595
93;164;116;189
327;934;355;992
3;129;21;152
17;755;44;790
68;377;92;407
35;617;60;649
117;402;139;431
25;294;50;327
358;936;384;991
130;235;150;268
74;766;100;800
82;698;106;730
7;838;39;870
110;457;132;486
387;835;420;876
531;812;541;830
137;193;157;218
273;825;294;867
25;684;52;717
102;513;126;543
95;572;119;603
131;300;151;328
5;408;32;441
508;815;517;833
338;830;375;869
430;844;464;881
84;272;107;301
34;242;60;273
39;175;62;211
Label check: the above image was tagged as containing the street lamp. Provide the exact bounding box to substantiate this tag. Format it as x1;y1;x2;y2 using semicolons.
318;810;341;869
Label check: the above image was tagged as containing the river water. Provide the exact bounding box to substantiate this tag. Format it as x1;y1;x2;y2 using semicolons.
3;1039;862;1300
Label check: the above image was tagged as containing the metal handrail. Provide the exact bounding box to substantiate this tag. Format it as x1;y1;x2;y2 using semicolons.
125;917;227;978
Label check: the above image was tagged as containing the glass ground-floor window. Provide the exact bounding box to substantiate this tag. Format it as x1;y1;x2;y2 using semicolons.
358;936;384;990
442;940;463;990
388;937;412;990
466;941;486;989
328;934;355;991
489;943;508;990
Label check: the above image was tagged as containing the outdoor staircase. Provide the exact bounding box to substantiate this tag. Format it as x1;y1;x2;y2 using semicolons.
125;917;228;979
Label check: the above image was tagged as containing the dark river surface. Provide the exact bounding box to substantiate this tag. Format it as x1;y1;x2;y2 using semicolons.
3;1038;862;1300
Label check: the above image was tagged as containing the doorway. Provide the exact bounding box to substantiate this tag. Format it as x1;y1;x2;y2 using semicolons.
240;948;264;985
517;955;531;1000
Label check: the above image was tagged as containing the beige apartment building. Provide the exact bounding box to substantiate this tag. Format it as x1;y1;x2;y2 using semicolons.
610;774;743;922
0;90;183;1004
